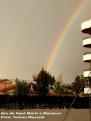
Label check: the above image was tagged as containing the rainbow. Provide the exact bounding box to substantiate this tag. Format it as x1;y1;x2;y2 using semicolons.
45;0;87;72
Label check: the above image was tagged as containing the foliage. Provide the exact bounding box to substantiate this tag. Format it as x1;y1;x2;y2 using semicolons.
71;75;84;95
33;68;56;96
10;73;85;97
13;78;29;95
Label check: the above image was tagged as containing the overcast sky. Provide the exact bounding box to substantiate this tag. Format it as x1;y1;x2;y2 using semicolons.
0;0;91;83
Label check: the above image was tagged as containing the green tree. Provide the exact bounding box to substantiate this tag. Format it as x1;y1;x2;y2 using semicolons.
63;84;76;96
13;78;29;95
72;75;84;95
33;68;56;96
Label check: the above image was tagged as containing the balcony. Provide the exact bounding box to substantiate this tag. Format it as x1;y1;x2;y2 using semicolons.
83;52;91;63
83;37;91;48
81;19;91;34
83;69;91;77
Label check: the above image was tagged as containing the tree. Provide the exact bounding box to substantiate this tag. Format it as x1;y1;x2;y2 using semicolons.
63;84;76;96
72;75;84;95
33;68;56;96
13;78;29;95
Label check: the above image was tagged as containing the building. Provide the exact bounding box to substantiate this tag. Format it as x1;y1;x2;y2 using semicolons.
81;19;91;94
0;79;16;95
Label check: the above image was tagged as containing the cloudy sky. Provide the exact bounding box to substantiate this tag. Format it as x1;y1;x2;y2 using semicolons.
0;0;91;83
